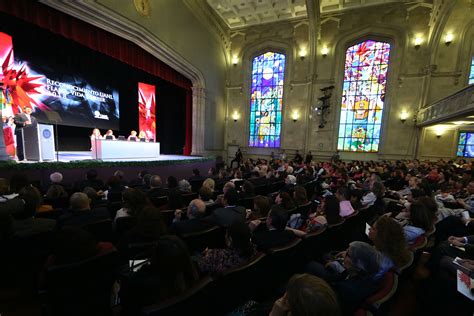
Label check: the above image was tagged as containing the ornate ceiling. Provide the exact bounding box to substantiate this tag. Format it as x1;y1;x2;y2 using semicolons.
206;0;308;29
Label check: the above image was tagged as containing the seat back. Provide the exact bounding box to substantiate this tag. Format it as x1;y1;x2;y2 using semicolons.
114;216;137;235
265;239;303;290
181;226;226;253
45;250;119;316
301;226;328;260
267;181;285;194
295;202;312;219
182;193;198;206
141;277;213;316
81;219;115;243
107;201;123;218
409;234;427;252
151;196;168;208
210;253;267;313
44;197;70;209
36;209;63;220
190;180;204;193
254;184;267;196
364;270;398;307
160;209;177;227
237;197;254;210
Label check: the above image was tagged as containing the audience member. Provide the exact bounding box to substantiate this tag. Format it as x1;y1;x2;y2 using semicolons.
171;199;212;236
204;188;246;228
60;192;110;227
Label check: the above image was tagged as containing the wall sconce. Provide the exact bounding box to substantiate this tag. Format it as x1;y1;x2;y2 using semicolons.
299;47;307;60
231;111;240;122
291;110;300;122
414;36;423;50
434;126;445;138
400;111;409;123
232;55;238;66
444;33;453;46
321;46;329;58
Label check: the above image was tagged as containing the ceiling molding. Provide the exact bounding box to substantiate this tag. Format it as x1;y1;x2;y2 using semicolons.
39;0;206;88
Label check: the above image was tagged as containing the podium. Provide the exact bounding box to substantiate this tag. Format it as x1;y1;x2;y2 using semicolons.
22;123;56;161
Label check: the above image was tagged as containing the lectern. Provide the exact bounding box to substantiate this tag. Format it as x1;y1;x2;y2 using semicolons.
22;123;55;161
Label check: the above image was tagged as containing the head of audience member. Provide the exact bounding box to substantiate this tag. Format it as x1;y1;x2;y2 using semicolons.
52;227;99;265
143;174;152;187
86;169;99;181
148;236;198;299
82;187;98;203
70;192;91;211
122;188;149;217
285;174;297;185
344;241;380;276
280;274;341;316
225;222;254;257
266;205;288;231
114;170;125;181
293;186;308;206
407;200;433;231
14;186;42;220
407;188;426;203
369;216;411;268
335;187;350;202
223;181;235;194
370;181;385;199
467;181;474;195
187;199;206;219
46;184;68;200
323;195;342;225
275;191;295;210
49;172;63;184
0;178;9;195
253;195;271;218
138;170;149;180
107;176;122;189
192;168;201;177
167;190;184;209
132;206;167;240
223;188;240;207
198;186;213;202
178;179;192;193
202;178;215;192
167;176;178;189
9;173;29;193
241;181;255;196
150;175;162;189
233;170;243;179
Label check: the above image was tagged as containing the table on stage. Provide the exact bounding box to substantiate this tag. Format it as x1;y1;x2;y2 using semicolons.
91;139;160;160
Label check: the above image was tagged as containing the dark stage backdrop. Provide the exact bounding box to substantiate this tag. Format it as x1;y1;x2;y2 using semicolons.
0;12;186;154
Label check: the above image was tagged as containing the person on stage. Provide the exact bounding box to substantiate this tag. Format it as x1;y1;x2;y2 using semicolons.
104;129;116;140
14;106;37;161
128;130;138;141
90;128;102;150
138;130;149;142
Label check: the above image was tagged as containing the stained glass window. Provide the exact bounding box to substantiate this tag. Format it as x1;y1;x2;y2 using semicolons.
337;40;391;152
249;52;285;147
457;132;474;157
469;56;474;85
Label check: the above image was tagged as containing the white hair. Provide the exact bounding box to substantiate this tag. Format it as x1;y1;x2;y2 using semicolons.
50;172;63;183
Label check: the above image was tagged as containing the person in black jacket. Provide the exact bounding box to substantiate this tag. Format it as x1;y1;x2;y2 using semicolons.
250;205;297;251
204;188;245;228
171;199;212;236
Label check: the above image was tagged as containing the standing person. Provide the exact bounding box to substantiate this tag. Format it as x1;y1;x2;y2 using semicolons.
305;151;313;164
14;107;37;161
294;150;303;164
331;150;340;163
90;128;102;151
230;148;243;169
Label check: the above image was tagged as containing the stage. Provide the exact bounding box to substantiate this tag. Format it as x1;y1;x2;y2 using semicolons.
19;151;204;163
0;151;216;187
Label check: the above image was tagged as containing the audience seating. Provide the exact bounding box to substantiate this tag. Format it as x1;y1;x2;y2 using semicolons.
141;276;213;316
114;216;137;235
237;197;254;210
182;192;198;206
36;209;63;220
160;209;178;227
81;220;115;243
42;250;119;316
301;226;328;260
254;184;267;195
44;197;70;209
356;270;399;315
295;201;312;219
181;226;225;254
107;201;123;218
267;181;284;193
190;180;204;193
409;235;428;252
150;196;168;208
209;252;267;314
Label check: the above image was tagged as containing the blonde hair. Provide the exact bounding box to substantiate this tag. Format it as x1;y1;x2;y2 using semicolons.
202;178;215;192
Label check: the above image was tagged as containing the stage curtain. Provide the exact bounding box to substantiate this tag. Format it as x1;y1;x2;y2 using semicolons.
0;0;194;155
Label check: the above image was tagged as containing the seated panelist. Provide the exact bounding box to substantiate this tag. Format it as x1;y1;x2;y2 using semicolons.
138;130;149;142
104;129;116;140
127;130;138;142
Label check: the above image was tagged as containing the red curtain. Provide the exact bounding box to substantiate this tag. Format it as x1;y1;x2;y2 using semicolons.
0;0;193;155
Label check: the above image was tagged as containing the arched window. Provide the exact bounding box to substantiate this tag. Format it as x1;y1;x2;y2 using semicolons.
337;40;391;152
469;56;474;85
249;52;285;148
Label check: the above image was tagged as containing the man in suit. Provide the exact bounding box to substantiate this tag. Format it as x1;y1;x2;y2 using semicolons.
14;107;37;161
146;175;168;199
204;188;245;228
59;192;110;227
171;199;212;236
250;205;297;251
